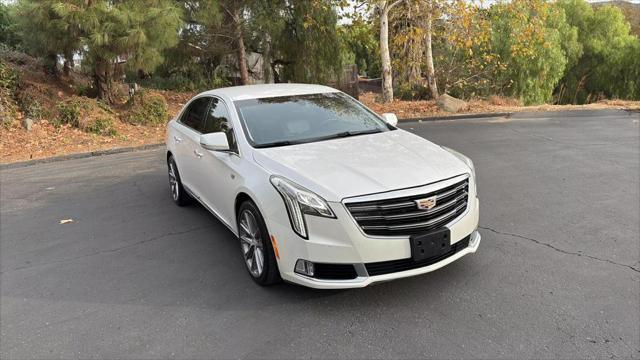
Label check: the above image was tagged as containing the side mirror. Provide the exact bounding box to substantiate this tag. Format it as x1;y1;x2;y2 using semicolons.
381;113;398;127
200;132;230;151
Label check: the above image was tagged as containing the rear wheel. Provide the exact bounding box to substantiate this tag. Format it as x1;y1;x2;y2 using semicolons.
167;155;192;206
237;201;281;286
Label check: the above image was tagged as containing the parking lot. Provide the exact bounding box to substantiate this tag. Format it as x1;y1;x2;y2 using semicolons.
1;109;638;358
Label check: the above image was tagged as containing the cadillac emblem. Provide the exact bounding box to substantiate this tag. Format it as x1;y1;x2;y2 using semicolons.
415;196;437;210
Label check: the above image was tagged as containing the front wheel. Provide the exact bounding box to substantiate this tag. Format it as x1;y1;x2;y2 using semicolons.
237;201;281;286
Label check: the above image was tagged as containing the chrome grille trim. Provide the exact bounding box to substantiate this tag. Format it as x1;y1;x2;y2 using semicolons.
353;192;467;221
361;203;467;231
345;177;469;236
346;182;468;212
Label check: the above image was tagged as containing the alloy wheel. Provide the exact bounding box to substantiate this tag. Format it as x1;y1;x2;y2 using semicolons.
168;162;179;201
239;210;265;278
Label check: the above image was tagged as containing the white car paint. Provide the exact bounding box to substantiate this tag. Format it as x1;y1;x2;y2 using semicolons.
166;83;480;289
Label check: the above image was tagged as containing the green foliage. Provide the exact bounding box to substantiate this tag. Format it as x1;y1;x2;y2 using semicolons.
151;0;344;89
0;60;19;91
0;60;20;127
556;0;640;103
487;0;574;105
339;18;381;77
56;96;117;135
13;0;81;75
270;1;344;83
395;83;431;101
15;0;182;101
56;98;82;128
125;91;168;126
75;83;97;98
139;70;230;92
87;117;117;136
0;3;19;48
16;95;45;120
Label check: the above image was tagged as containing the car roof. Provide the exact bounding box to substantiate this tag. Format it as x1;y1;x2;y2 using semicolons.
198;83;340;101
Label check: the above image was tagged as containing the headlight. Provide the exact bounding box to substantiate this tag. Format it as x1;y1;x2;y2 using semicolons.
442;146;477;193
270;176;335;239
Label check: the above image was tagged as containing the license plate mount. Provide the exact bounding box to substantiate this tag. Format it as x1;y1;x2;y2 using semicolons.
409;228;451;261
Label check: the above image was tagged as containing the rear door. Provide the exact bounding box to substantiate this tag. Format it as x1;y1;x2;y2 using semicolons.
172;96;211;198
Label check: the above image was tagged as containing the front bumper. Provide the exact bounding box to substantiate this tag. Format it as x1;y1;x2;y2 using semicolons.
264;182;480;289
285;230;481;289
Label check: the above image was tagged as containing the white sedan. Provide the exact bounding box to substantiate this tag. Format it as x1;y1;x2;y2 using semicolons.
166;84;480;289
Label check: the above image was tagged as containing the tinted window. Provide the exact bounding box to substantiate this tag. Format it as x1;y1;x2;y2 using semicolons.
234;92;391;148
204;98;237;152
181;97;211;132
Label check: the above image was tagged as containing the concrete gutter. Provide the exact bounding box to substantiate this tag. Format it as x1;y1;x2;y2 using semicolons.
1;143;165;170
399;112;513;123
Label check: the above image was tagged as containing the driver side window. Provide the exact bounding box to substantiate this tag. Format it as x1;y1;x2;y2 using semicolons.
204;98;238;153
180;97;211;133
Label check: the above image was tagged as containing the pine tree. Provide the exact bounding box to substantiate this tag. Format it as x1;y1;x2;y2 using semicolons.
17;0;182;103
15;0;82;76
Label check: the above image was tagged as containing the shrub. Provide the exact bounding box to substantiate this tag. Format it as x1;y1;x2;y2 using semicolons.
0;46;42;70
56;96;117;136
87;116;117;136
0;60;18;91
75;82;97;98
395;83;431;101
15;88;47;120
0;60;19;127
57;97;82;127
0;88;17;128
125;91;168;125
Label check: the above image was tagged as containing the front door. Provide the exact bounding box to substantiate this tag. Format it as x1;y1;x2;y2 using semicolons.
196;97;242;227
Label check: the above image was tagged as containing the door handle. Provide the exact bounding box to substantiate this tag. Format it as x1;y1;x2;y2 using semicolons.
173;136;183;144
194;149;204;158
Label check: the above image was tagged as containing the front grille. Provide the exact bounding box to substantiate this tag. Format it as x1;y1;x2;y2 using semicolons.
313;263;358;280
345;177;469;236
365;235;470;276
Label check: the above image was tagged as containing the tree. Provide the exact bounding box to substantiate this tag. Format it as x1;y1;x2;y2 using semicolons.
271;0;344;84
195;0;250;85
51;0;182;103
433;1;500;99
423;0;438;98
15;0;82;76
391;0;439;99
371;0;404;102
556;0;639;103
488;0;574;105
0;3;21;49
338;16;381;78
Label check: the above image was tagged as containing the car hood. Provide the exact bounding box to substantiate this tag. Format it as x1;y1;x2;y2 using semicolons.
252;129;471;201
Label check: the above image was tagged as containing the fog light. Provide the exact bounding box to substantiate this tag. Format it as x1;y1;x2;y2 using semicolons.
294;259;315;277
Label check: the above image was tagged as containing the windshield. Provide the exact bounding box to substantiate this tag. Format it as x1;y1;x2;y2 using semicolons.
234;92;392;148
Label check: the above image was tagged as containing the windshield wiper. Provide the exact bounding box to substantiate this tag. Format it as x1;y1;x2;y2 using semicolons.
254;140;299;148
330;129;383;139
255;129;383;148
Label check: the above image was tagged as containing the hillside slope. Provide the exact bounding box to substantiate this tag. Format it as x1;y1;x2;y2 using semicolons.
1;50;193;163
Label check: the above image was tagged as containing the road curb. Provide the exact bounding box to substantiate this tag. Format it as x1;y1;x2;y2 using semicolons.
1;143;165;170
399;112;513;123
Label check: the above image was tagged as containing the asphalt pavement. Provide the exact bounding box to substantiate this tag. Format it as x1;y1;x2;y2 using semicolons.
1;109;638;359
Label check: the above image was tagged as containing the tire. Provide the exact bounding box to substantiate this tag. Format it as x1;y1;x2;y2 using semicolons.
167;155;192;206
237;201;281;286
